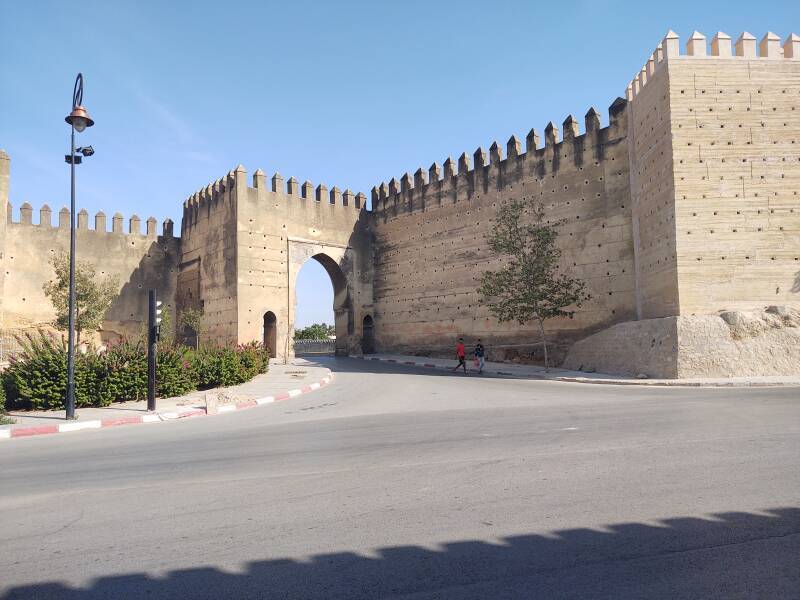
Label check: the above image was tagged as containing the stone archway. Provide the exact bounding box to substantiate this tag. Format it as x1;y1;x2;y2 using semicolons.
294;251;352;356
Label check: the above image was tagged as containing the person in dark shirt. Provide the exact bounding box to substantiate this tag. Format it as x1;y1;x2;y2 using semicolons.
474;339;485;374
452;337;467;373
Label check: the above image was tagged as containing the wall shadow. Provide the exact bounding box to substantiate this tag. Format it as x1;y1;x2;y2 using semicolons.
103;236;180;343
4;507;799;599
300;355;541;381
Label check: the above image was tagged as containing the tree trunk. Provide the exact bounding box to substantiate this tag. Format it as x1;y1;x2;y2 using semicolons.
537;319;549;372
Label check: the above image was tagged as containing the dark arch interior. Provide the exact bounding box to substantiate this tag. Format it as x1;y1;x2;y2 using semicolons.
362;314;375;354
263;311;277;357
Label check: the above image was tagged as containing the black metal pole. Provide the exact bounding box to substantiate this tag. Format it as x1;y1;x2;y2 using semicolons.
65;126;77;420
147;289;157;411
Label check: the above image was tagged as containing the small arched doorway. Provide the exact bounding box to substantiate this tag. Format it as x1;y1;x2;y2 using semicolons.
263;311;277;357
362;315;375;354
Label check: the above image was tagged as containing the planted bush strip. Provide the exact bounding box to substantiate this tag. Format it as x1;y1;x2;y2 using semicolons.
1;332;270;412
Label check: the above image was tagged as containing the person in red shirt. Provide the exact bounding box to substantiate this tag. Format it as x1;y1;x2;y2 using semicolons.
452;338;467;374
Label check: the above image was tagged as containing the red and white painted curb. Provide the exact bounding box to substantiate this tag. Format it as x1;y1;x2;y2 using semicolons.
0;372;333;441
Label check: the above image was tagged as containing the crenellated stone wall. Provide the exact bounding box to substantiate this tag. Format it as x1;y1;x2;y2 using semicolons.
370;102;636;361
0;28;797;377
367;29;800;369
0;152;179;341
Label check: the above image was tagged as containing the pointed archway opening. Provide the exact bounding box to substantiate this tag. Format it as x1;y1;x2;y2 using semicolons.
294;252;351;355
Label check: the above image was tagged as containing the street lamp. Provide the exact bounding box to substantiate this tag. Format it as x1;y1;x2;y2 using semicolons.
63;73;94;420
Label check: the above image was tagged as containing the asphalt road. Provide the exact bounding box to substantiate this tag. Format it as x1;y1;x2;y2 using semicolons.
1;357;798;599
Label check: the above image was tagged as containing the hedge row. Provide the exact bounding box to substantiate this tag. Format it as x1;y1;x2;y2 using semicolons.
2;333;270;412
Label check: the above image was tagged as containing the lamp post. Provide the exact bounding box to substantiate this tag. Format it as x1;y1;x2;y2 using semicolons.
64;73;94;420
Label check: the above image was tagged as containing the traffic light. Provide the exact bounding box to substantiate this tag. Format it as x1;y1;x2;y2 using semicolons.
147;290;159;411
155;300;163;340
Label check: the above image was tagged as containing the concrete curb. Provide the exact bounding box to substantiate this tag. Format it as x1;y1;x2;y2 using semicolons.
354;356;799;388
0;372;333;441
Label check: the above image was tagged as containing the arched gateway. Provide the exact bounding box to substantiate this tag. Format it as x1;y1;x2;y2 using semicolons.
177;165;374;361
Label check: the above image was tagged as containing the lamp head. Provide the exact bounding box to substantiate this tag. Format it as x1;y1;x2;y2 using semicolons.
65;105;94;132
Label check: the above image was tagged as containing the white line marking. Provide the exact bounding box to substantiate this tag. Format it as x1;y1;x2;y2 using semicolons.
58;420;102;433
217;405;237;413
309;382;320;390
142;414;161;423
288;389;302;398
255;396;275;405
0;429;11;439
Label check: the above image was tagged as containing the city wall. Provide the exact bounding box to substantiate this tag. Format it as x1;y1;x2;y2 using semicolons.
0;150;179;341
369;29;800;371
370;101;635;360
0;29;798;377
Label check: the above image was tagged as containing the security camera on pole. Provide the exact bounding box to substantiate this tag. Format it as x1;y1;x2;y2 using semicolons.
147;290;162;412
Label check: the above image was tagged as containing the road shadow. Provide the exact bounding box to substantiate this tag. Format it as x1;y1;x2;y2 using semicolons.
304;355;525;381
4;507;799;599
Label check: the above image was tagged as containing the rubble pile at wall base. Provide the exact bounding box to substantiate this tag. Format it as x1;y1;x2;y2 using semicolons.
563;307;800;379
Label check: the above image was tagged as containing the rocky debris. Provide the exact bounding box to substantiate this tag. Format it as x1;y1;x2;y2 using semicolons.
564;306;800;379
719;307;799;340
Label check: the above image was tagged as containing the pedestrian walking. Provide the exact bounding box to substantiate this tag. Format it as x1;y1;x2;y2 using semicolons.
474;339;485;374
452;337;467;373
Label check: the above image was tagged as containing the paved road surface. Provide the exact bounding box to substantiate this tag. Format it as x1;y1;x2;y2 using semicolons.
1;357;798;599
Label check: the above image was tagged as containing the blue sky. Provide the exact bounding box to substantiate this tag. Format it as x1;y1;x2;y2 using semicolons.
2;0;797;327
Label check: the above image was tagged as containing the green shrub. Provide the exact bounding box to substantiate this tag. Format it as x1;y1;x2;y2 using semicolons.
194;346;244;388
5;333;69;410
2;333;109;410
156;343;197;398
193;343;268;389
76;350;111;408
239;341;270;375
4;333;269;410
101;339;148;402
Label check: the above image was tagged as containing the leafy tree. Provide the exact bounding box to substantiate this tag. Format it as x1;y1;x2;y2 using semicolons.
294;322;334;341
179;308;205;349
478;199;587;371
42;253;118;346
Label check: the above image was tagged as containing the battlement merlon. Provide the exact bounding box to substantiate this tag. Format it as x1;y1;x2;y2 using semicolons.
2;152;174;236
372;98;628;215
0;150;9;212
5;201;174;237
4;148;175;237
628;30;800;100
182;164;367;232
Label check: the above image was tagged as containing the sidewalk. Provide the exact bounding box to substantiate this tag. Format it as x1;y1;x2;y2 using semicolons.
355;354;800;387
1;359;332;440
